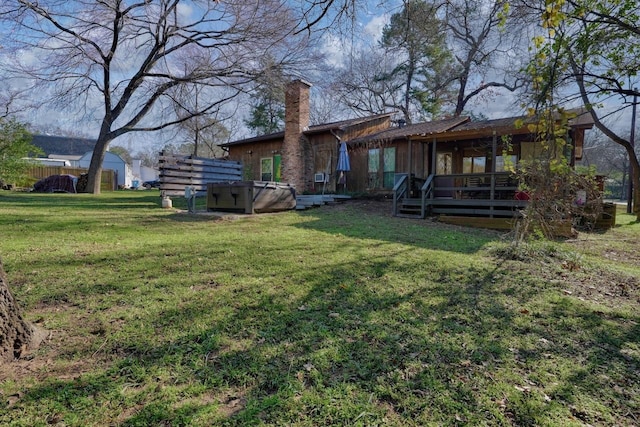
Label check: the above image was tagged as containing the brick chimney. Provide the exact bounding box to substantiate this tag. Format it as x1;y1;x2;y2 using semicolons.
281;79;311;191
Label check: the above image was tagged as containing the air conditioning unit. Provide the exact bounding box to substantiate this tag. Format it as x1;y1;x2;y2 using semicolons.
314;173;326;183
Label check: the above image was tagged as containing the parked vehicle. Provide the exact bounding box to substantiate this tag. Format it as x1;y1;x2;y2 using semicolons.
142;179;160;189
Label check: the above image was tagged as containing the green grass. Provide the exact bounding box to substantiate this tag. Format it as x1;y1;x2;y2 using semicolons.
1;192;638;426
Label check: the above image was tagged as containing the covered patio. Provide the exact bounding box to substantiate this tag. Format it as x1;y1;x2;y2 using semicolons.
347;111;594;220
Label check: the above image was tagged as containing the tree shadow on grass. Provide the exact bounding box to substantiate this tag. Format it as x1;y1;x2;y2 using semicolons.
10;249;639;426
0;191;165;210
294;205;501;255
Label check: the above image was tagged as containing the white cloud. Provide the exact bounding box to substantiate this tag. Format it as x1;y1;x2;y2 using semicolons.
176;3;193;20
321;34;351;68
363;14;389;39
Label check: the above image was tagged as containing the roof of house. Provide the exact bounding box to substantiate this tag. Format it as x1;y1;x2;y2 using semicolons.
427;109;595;142
31;134;96;156
48;154;83;161
348;116;471;145
220;112;395;147
351;109;595;144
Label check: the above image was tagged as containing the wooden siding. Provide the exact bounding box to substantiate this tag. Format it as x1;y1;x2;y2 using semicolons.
225;117;394;193
339;117;391;141
227;139;283;182
309;133;338;193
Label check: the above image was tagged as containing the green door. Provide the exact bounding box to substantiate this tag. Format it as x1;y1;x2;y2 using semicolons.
274;154;281;182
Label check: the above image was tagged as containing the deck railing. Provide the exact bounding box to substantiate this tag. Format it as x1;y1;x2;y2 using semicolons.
420;174;435;218
392;174;409;216
394;172;527;218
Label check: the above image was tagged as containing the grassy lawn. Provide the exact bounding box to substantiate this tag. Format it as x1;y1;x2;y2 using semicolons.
0;191;638;426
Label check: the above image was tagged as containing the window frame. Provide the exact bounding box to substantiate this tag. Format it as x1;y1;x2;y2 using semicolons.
260;157;273;182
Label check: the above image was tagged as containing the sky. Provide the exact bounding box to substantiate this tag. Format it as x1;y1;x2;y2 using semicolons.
0;1;410;153
2;0;632;155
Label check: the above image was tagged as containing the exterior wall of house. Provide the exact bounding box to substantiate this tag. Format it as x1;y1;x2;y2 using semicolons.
307;133;337;193
434;137;523;175
347;145;370;193
227;139;284;182
343;139;430;194
79;151;128;187
343;134;529;194
342;118;392;141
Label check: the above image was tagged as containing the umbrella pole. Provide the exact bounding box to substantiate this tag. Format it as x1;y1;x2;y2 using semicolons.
322;153;331;196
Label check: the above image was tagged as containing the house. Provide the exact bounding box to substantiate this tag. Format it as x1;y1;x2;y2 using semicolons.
30;134;96;158
222;80;595;219
30;134;158;189
351;112;594;218
77;151;130;189
221;80;394;193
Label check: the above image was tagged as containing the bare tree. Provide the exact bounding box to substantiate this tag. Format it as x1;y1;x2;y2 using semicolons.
329;0;526;122
329;50;399;118
330;1;455;123
580;130;632;199
170;82;232;157
443;0;527;117
0;0;333;194
518;0;640;217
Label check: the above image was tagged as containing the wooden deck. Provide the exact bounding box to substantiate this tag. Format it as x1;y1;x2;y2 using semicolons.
393;172;528;219
296;194;351;210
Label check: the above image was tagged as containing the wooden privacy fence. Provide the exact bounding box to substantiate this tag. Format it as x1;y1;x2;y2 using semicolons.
158;153;243;197
27;166;116;192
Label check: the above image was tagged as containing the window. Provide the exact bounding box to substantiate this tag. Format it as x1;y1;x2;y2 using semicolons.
367;147;397;189
261;157;273;181
462;156;486;173
436;152;452;175
368;148;380;189
495;154;517;172
383;147;396;189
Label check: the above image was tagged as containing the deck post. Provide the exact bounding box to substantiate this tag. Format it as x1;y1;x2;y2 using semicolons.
408;136;413;185
490;131;497;218
431;138;437;177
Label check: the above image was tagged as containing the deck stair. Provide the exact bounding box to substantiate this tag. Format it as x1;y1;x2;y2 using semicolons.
295;194;351;210
395;197;423;218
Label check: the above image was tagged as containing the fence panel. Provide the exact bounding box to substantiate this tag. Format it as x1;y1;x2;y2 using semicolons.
27;166;116;192
158;153;243;197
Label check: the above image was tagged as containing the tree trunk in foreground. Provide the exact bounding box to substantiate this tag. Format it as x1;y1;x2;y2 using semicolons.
0;258;46;361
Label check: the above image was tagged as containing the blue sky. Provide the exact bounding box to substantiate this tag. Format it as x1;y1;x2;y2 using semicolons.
0;1;408;151
0;0;567;151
